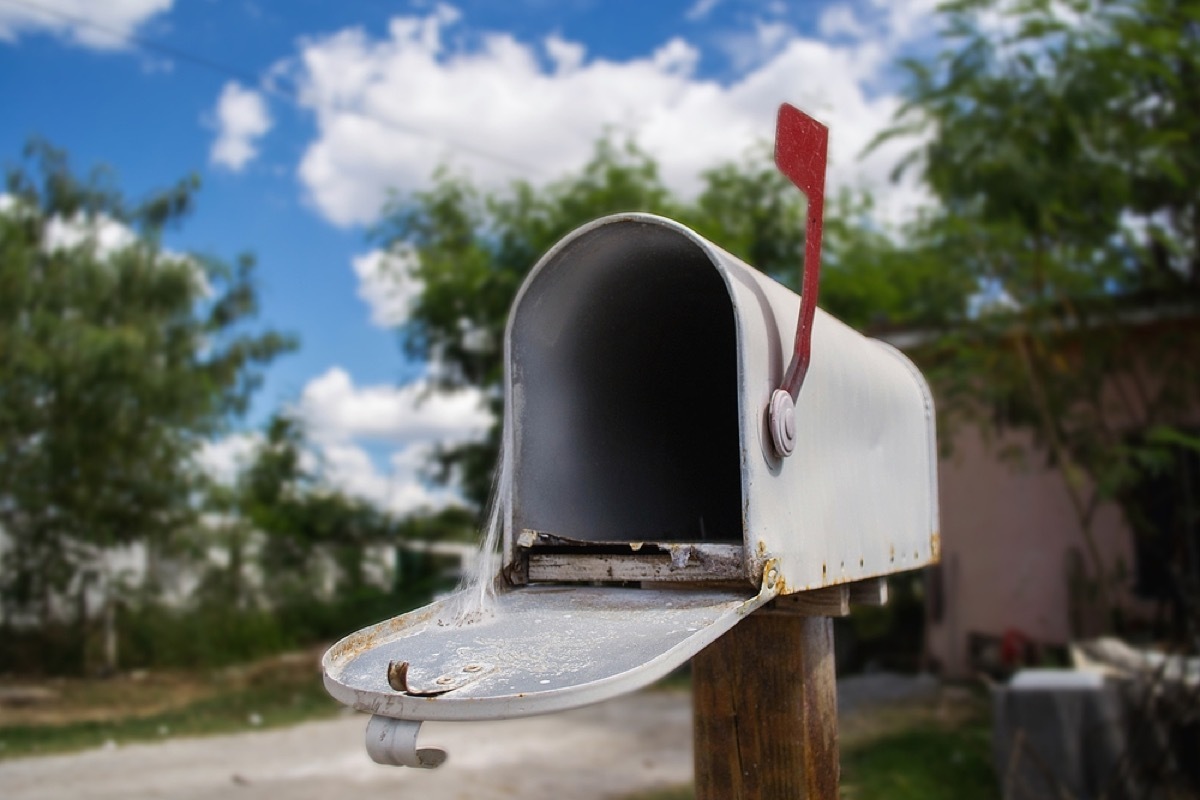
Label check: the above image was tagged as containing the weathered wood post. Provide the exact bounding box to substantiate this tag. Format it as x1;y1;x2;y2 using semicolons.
694;613;839;799
692;580;888;799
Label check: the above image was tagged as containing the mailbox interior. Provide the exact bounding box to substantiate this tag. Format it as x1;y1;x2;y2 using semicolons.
508;220;747;585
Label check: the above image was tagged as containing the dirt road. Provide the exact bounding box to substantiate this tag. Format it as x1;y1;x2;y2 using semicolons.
0;689;692;800
0;674;939;800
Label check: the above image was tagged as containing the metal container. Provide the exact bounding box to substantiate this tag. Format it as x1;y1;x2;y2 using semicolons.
502;212;938;593
323;212;938;765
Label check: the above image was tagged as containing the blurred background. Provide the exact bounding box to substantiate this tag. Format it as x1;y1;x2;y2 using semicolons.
0;1;1197;798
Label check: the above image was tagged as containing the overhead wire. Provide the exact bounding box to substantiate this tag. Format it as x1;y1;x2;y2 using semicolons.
0;0;542;176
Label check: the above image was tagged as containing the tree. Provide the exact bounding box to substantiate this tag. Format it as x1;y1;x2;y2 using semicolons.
379;138;970;508
199;412;474;646
199;414;378;609
0;142;295;670
883;0;1200;642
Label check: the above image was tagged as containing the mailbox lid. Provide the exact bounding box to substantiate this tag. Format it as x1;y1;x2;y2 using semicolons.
323;583;771;722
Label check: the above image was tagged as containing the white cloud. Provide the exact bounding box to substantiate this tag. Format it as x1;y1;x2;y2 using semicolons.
34;209;209;293
285;3;936;229
298;367;491;446
352;247;422;328
3;197;138;259
967;278;1019;318
196;433;261;485
196;367;491;515
819;5;867;39
42;211;136;255
294;367;492;514
712;18;795;73
685;0;723;22
314;440;462;516
544;33;584;74
0;0;172;51
209;81;272;172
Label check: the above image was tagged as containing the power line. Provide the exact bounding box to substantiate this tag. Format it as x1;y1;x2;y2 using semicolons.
0;0;541;176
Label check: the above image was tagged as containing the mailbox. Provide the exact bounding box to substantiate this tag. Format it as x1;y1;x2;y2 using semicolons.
502;212;938;591
322;107;938;769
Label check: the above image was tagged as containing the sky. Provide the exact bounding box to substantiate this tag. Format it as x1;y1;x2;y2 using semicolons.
0;0;942;517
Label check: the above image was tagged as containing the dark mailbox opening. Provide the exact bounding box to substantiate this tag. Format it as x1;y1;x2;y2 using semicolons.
509;219;744;582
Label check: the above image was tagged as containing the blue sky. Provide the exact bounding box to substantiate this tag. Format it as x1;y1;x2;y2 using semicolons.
0;0;938;514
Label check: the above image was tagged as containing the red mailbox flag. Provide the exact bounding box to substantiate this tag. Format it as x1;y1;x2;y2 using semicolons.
774;103;828;400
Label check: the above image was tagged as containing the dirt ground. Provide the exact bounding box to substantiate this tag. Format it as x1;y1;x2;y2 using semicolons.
0;689;692;800
0;674;943;800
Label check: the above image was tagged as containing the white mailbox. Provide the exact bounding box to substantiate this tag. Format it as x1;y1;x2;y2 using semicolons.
322;106;938;769
502;212;938;593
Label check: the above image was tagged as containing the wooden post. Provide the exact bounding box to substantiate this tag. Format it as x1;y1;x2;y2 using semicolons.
692;611;839;799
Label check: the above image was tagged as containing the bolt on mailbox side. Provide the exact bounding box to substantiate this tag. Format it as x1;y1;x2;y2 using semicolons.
500;212;939;594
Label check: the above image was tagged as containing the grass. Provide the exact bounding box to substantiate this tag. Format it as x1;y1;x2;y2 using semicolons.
839;708;997;799
621;687;999;800
0;650;342;761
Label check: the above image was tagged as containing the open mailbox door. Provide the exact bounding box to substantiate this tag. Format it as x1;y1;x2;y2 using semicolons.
322;106;939;769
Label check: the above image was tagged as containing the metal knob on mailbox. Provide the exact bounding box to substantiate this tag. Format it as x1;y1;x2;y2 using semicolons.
322;105;939;769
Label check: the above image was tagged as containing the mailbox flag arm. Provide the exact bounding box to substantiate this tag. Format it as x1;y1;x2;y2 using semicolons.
769;103;829;458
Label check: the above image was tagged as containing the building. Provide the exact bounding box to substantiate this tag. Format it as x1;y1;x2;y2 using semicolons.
896;313;1200;677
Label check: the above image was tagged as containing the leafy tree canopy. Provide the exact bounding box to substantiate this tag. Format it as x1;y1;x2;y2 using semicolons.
0;141;296;624
884;0;1200;638
885;0;1200;303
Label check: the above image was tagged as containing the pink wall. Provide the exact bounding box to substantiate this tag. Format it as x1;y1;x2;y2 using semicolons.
926;425;1138;677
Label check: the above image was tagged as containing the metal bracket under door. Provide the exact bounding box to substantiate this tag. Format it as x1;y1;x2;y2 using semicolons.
365;716;448;769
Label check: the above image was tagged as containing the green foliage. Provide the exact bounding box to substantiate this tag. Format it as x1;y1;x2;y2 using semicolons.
236;416;469;598
0;142;295;647
884;0;1200;638
683;148;805;284
0;142;473;674
119;602;292;670
616;700;997;800
839;714;997;800
887;0;1200;300
113;580;450;673
837;572;928;673
186;412;466;664
0;661;339;760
